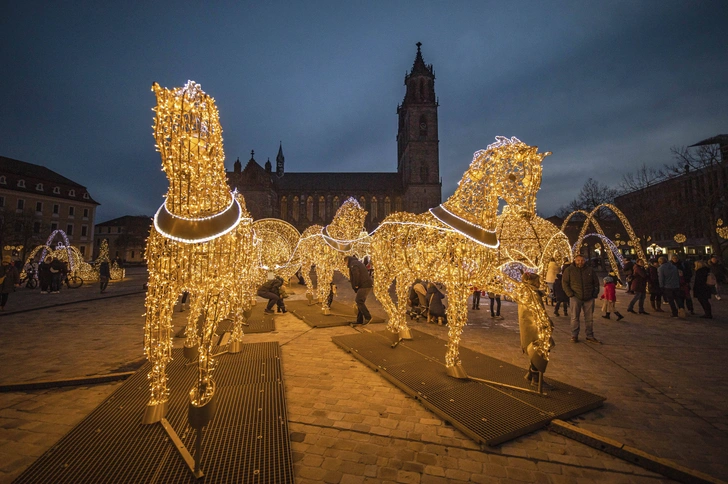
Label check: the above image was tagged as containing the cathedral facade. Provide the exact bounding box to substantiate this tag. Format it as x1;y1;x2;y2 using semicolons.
227;43;442;232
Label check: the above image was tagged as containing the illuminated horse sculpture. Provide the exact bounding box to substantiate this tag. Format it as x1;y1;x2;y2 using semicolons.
252;218;302;281
371;137;554;380
143;81;258;430
297;198;367;312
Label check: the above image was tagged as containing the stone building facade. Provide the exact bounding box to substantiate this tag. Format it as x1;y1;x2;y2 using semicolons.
93;215;152;264
0;155;99;261
228;43;442;232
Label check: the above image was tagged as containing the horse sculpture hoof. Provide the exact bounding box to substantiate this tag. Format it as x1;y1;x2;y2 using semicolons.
141;400;168;425
398;328;412;340
446;364;469;379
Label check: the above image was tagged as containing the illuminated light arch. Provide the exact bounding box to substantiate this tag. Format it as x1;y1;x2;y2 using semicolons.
252;218;301;281
572;233;625;272
562;203;646;267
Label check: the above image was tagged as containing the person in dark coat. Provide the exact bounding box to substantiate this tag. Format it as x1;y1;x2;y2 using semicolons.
345;256;373;325
627;259;648;314
708;255;725;300
562;254;600;343
623;259;635;294
426;282;447;323
49;257;64;293
692;260;713;319
0;256;20;310
257;276;286;314
647;260;663;312
553;273;569;317
39;255;52;294
99;261;111;293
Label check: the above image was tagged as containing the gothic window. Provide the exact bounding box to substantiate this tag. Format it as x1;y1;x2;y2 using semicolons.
280;196;287;221
420;163;428;182
359;196;366;211
384;197;391;217
332;196;339;216
395;197;402;212
306;196;314;222
419;79;425;102
318;196;325;221
292;196;299;221
419;115;427;137
371;197;378;221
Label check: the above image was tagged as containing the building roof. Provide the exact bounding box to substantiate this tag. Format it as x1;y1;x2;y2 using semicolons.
0;155;99;204
689;134;728;147
273;172;403;193
96;215;151;227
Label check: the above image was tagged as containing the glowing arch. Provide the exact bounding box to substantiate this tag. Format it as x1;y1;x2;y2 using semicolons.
573;232;625;274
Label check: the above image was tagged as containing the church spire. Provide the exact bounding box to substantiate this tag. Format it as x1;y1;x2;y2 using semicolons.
407;42;435;81
276;142;285;177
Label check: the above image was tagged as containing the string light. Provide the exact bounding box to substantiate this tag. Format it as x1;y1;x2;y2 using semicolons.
252;218;301;281
674;233;687;244
371;137;555;375
716;219;728;239
143;81;258;423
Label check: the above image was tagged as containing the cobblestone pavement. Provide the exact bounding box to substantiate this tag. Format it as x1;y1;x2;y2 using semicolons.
0;270;726;483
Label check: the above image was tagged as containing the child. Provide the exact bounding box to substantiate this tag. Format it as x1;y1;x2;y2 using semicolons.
601;272;623;321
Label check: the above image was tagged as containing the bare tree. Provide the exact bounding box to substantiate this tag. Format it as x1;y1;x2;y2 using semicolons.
556;178;619;220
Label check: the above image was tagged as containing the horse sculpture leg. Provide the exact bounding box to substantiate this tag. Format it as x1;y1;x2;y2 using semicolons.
444;283;471;378
315;264;333;313
142;275;177;424
183;294;203;360
395;277;413;340
300;260;316;304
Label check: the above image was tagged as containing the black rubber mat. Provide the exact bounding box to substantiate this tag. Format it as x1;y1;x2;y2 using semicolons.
13;342;294;484
332;329;605;446
288;300;357;328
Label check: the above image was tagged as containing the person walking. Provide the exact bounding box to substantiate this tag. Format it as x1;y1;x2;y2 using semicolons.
708;255;725;300
345;256;373;325
553;272;569;317
257;276;287;314
600;273;624;320
38;255;52;294
562;254;601;344
693;260;713;319
545;258;559;305
647;259;663;312
488;291;503;319
623;259;635;294
658;256;680;317
49;257;64;293
0;256;20;310
626;259;649;315
471;286;481;310
99;260;111;293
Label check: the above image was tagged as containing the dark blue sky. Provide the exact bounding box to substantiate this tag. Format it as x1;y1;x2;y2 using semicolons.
2;1;727;223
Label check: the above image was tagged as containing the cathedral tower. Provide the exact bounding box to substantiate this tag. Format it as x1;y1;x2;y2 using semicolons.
397;42;441;213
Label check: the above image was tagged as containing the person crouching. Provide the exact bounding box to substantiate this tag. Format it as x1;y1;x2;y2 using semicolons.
257;276;286;314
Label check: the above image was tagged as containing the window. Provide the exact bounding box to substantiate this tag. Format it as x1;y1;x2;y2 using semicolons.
0;176;5;184
83;193;89;199
83;208;89;218
67;224;74;236
117;226;122;233
51;222;58;231
359;196;366;211
36;183;43;191
371;196;378;221
69;189;75;197
53;204;59;214
33;221;41;234
292;196;299;221
318;196;325;221
395;197;402;212
81;225;88;237
333;196;340;212
53;187;60;194
17;199;24;210
17;179;25;188
36;202;42;212
79;246;86;256
69;206;75;217
306;196;314;222
280;196;287;220
0;196;4;207
131;251;135;259
384;197;391;217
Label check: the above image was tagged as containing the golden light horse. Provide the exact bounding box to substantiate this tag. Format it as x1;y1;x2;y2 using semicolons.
297;198;367;312
370;136;554;380
143;81;258;425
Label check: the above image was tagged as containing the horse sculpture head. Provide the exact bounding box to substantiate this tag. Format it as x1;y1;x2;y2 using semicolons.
152;81;232;219
441;136;550;232
325;197;367;241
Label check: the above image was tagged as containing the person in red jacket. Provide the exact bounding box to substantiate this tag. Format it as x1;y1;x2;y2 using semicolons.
627;259;649;315
600;273;624;321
